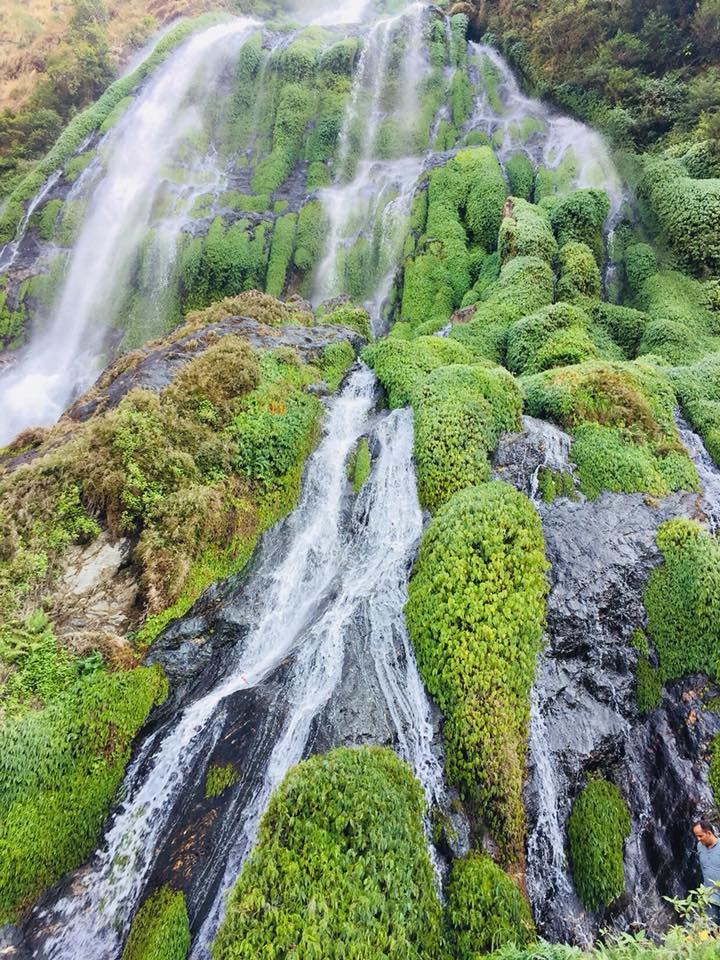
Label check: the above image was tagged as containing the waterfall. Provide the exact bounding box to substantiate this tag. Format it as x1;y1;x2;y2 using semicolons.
29;366;442;959
0;18;256;447
676;414;720;534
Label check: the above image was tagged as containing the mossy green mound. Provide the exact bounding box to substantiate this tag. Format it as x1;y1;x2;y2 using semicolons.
670;353;720;466
362;334;474;408
499;198;557;266
506;303;598;376
122;886;190;960
444;853;535;957
0;664;167;923
522;360;698;499
211;746;443;960
405;482;547;857
567;779;630;911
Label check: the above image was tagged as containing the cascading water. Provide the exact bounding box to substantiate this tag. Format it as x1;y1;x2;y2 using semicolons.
26;366;443;959
0;18;255;446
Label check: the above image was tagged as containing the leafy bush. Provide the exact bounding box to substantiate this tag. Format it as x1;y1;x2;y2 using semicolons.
445;854;535;958
499;199;557;265
635;271;720;365
205;763;239;799
537;468;576;503
623;244;657;300
644;519;720;684
522;360;698;499
567;779;631;911
590;302;650;358
211;747;443;960
265;213;297;298
549;189;610;262
406;482;547;857
505;153;534;200
346;438;371;494
122;886;190;960
363;335;474;408
0;665;167;923
411;364;523;512
555;242;601;305
506;303;597;376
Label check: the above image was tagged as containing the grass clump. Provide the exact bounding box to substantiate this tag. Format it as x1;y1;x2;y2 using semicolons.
506;303;598;376
522;360;698;499
548;189;610;263
444;853;535;957
567;779;630;911
499;199;557;265
0;664;167;923
636;657;663;715
363;335;474;408
556;242;601;306
122;886;190;960
537;468;576;504
211;746;443;960
644;519;720;685
411;364;523;513
405;482;548;858
347;438;371;494
205;763;239;799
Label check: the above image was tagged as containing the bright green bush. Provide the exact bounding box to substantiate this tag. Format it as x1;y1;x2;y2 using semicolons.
506;303;597;376
362;335;474;408
181;217;269;313
522;360;698;499
211;746;443;960
636;656;663;715
346;438;371;494
590;302;650;358
316;304;371;341
639;157;720;273
444;854;535;958
670;353;720;466
549;189;610;262
411;364;522;512
122;886;190;960
265;213;297;298
567;779;631;911
0;665;168;923
505;153;534;200
406;482;547;857
537;468;576;503
623;243;657;300
293;200;325;293
644;519;720;684
555;242;601;304
499;199;557;265
635;271;720;365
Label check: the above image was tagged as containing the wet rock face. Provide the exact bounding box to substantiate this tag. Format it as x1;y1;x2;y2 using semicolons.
494;420;720;944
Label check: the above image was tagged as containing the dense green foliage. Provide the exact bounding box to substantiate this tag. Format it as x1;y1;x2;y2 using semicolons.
567;779;631;911
205;763;239;799
122;886;191;960
211;747;443;960
0;664;167;922
347;438;371;494
362;335;474;409
644;519;720;684
406;482;547;857
444;853;535;957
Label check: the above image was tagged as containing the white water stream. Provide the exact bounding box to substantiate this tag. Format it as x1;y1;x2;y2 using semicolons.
0;19;255;446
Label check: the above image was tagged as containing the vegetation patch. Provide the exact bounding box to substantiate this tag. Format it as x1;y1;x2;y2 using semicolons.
346;438;371;494
211;746;443;960
122;886;190;960
567;778;631;911
405;482;547;857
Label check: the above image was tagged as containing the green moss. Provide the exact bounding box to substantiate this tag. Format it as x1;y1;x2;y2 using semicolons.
556;242;601;305
670;353;720;466
507;303;598;376
590;302;650;358
636;657;662;715
316;303;371;341
0;665;167;923
211;746;443;960
347;438;371;494
644;519;720;685
406;482;547;857
411;364;523;513
363;335;474;409
635;270;720;366
567;779;630;912
444;854;535;957
537;468;576;503
623;243;657;300
522;360;698;499
35;198;63;241
499;199;557;265
293;200;325;294
63;150;94;183
181;217;269;312
252;80;315;195
549;189;610;263
122;886;190;960
505;153;534;200
205;763;239;799
265;213;297;298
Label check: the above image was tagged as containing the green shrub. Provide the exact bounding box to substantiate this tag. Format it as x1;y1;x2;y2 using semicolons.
211;747;443;960
0;665;168;922
122;886;190;960
556;242;601;304
506;303;597;376
505;153;534;200
406;482;547;857
636;657;662;715
644;519;720;684
635;271;720;365
549;189;610;262
537;468;576;503
346;438;371;494
411;365;522;512
522;360;698;499
264;213;297;298
316;304;371;341
623;243;657;300
362;335;474;408
444;854;535;958
639;157;720;273
181;217;269;313
499;199;557;265
567;779;631;911
590;303;650;358
205;763;239;799
293;200;325;293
